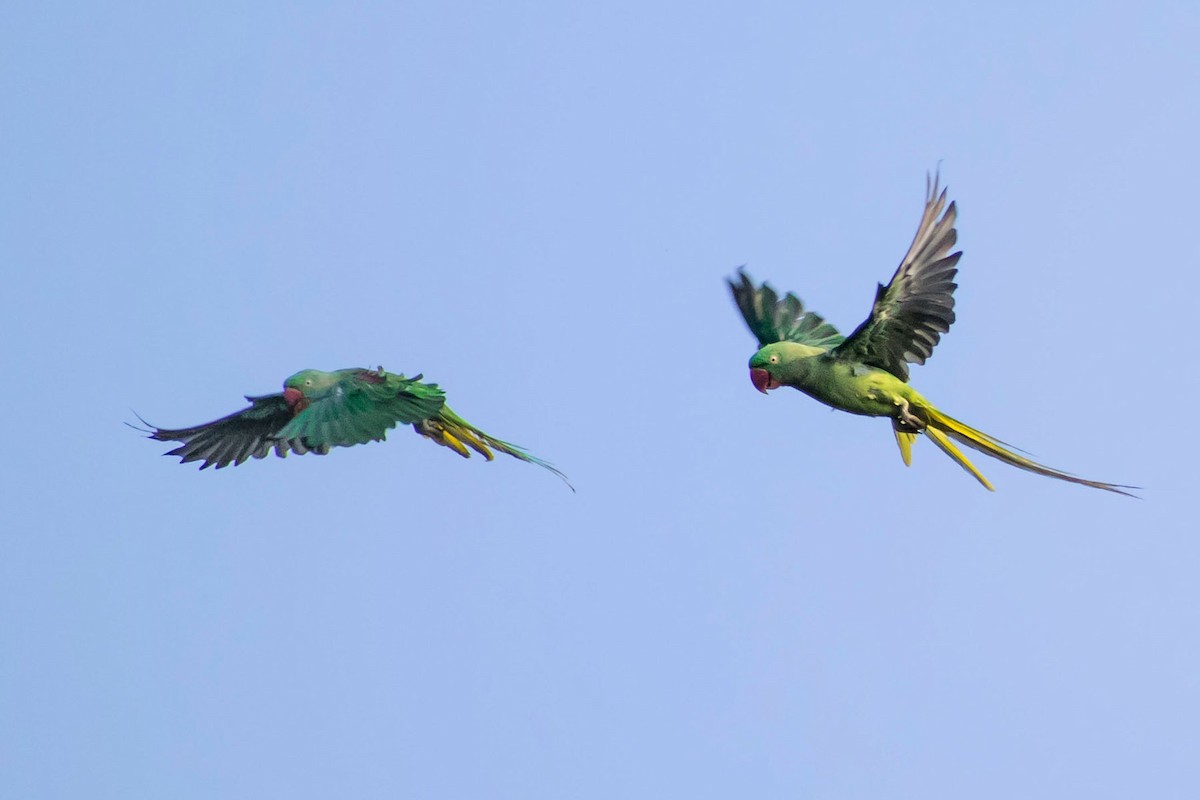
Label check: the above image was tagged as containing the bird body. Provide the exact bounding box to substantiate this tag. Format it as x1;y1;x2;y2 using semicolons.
730;173;1133;496
137;366;571;488
754;343;919;419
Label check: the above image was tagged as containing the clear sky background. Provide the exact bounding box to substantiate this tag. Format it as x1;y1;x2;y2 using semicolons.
2;2;1198;798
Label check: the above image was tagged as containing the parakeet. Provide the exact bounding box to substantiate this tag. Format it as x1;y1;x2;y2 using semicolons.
729;173;1134;496
136;367;571;488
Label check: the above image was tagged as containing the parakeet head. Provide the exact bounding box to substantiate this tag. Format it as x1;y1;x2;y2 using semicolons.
748;346;784;393
283;369;334;408
748;342;824;393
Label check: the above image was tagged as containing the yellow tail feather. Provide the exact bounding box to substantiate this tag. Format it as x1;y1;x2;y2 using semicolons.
412;410;574;490
445;425;496;460
439;429;476;459
923;426;995;491
920;406;1136;497
893;429;917;467
415;419;495;460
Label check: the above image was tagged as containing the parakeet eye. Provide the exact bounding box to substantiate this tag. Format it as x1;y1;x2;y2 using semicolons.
769;354;779;364
305;379;313;387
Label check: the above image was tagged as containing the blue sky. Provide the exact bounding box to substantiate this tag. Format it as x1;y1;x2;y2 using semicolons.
2;2;1198;798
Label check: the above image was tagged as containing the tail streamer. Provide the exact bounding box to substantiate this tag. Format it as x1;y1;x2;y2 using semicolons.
921;407;1136;497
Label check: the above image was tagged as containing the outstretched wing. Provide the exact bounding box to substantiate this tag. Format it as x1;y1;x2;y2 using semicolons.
276;370;446;447
139;393;306;470
832;172;961;381
728;268;845;349
142;372;447;469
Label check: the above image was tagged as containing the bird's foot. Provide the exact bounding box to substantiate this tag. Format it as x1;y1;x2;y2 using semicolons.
893;397;925;430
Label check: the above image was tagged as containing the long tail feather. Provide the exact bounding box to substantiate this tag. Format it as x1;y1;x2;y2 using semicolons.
924;426;994;491
438;428;477;459
414;407;574;491
892;428;918;466
922;407;1137;497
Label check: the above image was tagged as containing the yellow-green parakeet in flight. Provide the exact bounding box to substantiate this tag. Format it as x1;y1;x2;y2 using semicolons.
729;174;1133;496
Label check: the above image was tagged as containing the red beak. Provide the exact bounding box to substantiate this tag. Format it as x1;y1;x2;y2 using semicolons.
283;387;304;407
750;367;773;394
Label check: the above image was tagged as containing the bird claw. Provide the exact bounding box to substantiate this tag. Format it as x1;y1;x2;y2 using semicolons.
893;397;925;430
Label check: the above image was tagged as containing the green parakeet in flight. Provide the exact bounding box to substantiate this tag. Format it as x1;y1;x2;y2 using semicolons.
729;174;1134;496
136;367;571;489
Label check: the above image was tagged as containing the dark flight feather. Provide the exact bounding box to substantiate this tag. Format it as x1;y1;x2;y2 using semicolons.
728;268;845;350
137;394;299;470
832;172;961;381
